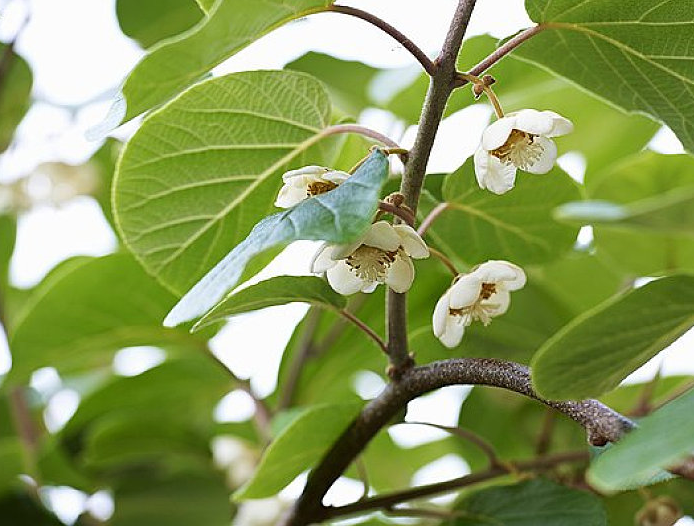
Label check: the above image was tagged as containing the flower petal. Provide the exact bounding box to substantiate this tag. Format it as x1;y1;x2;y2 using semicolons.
473;260;526;290
449;274;482;309
432;292;451;337
330;240;363;260
543;111;574;137
310;243;336;273
474;148;517;195
481;116;516;150
274;184;308;208
393;224;429;259
514;109;556;136
282;165;328;182
525;136;557;174
326;261;366;295
361;281;379;293
439;316;466;348
323;170;350;184
483;287;510;317
362;221;401;251
385;253;415;293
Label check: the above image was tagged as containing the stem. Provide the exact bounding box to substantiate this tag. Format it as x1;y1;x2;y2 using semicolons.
339;309;389;357
454;25;547;88
387;0;478;376
278;308;321;410
328;5;436;76
321;124;401;149
377;200;415;227
405;421;499;466
322;450;589;520
280;357;644;525
483;85;505;118
417;202;449;236
428;247;459;276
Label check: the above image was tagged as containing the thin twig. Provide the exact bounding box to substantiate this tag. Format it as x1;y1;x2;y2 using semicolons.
535;408;556;456
322;123;401;149
278;308;322;410
377;200;415;226
630;366;662;417
322;450;589;520
339;309;389;357
355;457;370;500
417;202;449;236
405;421;499;466
429;247;459;276
328;5;436;76
454;25;547;88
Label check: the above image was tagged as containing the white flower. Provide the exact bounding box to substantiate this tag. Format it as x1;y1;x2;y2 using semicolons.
311;220;429;295
274;165;350;208
474;109;573;195
433;260;526;348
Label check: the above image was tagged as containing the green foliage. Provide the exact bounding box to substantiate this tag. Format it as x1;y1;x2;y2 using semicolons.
116;0;203;48
0;215;16;295
165;149;389;326
0;45;32;153
589;389;694;492
519;0;694;152
112;0;335;124
236;402;363;499
532;275;694;399
423;159;580;267
445;478;607;525
114;70;333;297
588;152;694;274
0;438;23;494
7;254;204;383
195;276;346;330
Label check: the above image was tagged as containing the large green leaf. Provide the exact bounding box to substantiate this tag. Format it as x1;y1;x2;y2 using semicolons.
0;45;32;152
7;254;203;383
445;478;607;525
0;438;23;495
114;70;334;297
235;402;362;500
555;186;694;235
287;52;381;116
588;152;694;274
387;35;657;177
518;0;694;152
116;0;203;49
422;158;580;266
103;0;334;126
164;149;389;326
195;276;346;330
531;275;694;400
589;389;694;492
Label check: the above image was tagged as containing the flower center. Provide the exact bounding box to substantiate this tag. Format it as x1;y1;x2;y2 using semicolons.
346;245;399;282
449;282;498;326
490;129;544;170
306;180;338;197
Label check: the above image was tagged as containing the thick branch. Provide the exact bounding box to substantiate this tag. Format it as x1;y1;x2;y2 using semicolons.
281;358;634;525
328;5;436;76
387;0;478;374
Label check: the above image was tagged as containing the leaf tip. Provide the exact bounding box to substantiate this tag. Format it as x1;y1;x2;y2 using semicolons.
85;92;127;141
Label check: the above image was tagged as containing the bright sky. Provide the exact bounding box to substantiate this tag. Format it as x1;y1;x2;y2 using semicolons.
0;0;692;523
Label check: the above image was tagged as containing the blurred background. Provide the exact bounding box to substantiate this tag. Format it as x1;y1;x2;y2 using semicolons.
0;0;692;524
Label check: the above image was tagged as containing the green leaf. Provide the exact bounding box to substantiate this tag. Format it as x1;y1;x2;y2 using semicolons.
0;491;62;525
195;276;346;330
103;0;334;126
531;275;694;400
164;149;389;326
7;254;203;383
446;478;607;525
0;215;16;295
235;402;362;500
518;0;694;152
423;158;580;266
556;187;694;235
110;469;231;526
0;438;23;494
0;45;32;153
588;152;694;274
116;0;203;49
287;52;381;116
589;389;694;492
114;70;334;297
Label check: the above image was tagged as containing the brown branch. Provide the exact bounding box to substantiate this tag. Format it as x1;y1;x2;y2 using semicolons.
280;357;638;525
454;24;547;88
327;5;436;76
377;200;415;227
417;202;449;236
323;450;589;520
386;0;478;377
321;124;401;149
